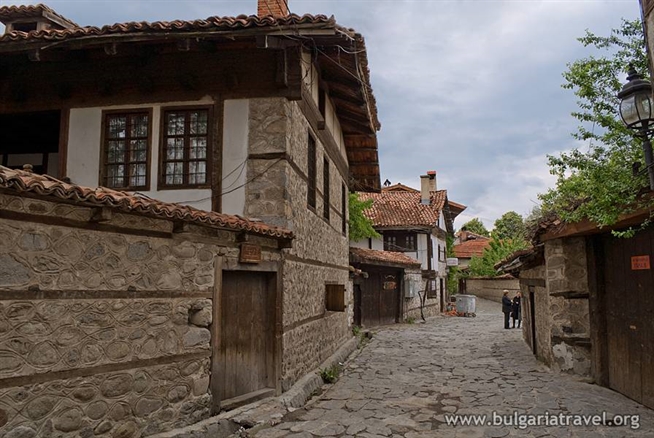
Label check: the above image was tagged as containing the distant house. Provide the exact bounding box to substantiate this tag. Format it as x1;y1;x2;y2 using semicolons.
0;0;381;434
350;171;465;322
453;230;491;269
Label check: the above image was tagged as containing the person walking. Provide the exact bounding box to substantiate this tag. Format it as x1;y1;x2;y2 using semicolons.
512;291;522;329
502;290;512;329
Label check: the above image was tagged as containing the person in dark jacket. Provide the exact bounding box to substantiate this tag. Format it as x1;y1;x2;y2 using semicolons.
512;291;522;328
502;290;512;329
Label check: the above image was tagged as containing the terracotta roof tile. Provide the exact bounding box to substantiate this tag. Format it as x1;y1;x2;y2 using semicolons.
0;4;78;27
350;247;421;268
357;190;447;228
0;166;293;240
453;239;491;258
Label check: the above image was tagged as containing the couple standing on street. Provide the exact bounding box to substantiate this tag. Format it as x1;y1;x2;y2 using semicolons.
502;290;521;329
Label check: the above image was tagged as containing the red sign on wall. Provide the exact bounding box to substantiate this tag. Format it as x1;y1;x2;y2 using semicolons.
631;255;650;270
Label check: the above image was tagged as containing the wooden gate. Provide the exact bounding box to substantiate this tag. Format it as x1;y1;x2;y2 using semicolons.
359;268;401;327
602;229;654;409
217;271;276;407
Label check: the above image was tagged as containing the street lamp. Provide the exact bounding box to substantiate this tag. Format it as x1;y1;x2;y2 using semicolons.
618;64;654;190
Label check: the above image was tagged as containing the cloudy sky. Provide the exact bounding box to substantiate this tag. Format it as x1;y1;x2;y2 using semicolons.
2;0;640;229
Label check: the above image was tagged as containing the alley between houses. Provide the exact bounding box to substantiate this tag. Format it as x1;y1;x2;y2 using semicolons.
251;298;654;438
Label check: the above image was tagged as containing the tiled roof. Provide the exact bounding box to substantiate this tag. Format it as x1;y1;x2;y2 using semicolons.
0;11;334;43
0;166;294;240
453;239;491;259
350;247;421;268
357;190;446;228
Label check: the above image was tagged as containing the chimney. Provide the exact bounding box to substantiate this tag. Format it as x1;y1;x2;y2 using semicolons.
258;0;290;17
427;170;437;192
420;175;430;205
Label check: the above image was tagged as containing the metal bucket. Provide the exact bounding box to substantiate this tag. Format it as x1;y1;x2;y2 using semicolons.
455;294;477;314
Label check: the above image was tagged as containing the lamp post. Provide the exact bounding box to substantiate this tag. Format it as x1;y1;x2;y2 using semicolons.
618;64;654;190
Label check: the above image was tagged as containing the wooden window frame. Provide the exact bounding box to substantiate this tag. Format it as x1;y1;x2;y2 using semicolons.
159;105;213;190
323;156;330;221
307;133;317;210
99;108;153;191
384;231;417;252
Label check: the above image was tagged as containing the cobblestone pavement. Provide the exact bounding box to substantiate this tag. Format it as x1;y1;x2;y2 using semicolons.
252;298;654;438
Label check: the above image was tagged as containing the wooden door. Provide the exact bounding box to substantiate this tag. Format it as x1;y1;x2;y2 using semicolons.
602;228;654;409
360;269;400;327
219;271;275;403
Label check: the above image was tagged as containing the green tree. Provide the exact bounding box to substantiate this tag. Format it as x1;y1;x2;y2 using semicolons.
492;211;526;242
468;238;529;277
539;18;652;229
460;217;490;237
348;193;380;241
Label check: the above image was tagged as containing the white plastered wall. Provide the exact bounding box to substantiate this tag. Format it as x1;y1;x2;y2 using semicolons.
221;99;249;216
66;98;214;211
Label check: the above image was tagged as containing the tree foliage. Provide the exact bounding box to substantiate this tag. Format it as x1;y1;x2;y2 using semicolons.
492;211;526;242
468;238;529;278
348;193;380;241
460;217;490;237
539;18;652;228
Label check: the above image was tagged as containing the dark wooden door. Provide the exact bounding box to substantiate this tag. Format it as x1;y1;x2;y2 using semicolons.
602;228;654;409
360;269;400;327
220;271;275;402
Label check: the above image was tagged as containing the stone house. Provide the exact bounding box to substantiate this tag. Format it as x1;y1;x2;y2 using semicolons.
497;212;654;410
350;171;465;320
0;0;381;435
0;166;295;436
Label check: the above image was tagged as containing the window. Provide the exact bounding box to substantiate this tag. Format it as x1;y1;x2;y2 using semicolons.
341;184;347;235
101;111;150;190
307;134;317;209
325;284;345;312
427;279;438;299
160;108;210;188
323;157;330;220
384;231;417;252
383;234;397;251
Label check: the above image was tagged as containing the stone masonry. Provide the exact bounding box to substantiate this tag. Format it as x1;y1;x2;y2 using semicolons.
0;192;282;438
246;98;352;392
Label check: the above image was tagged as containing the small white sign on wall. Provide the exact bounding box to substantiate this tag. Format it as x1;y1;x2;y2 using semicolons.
446;258;459;267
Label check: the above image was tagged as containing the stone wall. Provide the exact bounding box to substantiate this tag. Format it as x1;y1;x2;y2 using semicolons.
0;193;281;437
544;238;591;376
403;269;441;320
466;278;519;303
247;98;351;392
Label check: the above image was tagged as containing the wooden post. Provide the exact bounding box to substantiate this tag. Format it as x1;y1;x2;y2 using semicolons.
210;255;224;414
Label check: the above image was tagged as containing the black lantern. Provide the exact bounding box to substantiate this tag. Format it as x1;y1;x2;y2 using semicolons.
618;64;654;189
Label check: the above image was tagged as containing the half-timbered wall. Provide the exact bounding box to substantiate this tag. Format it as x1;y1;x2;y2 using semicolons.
66;98;215;211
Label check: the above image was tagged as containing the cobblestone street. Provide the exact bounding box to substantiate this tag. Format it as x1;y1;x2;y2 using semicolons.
253;298;654;438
